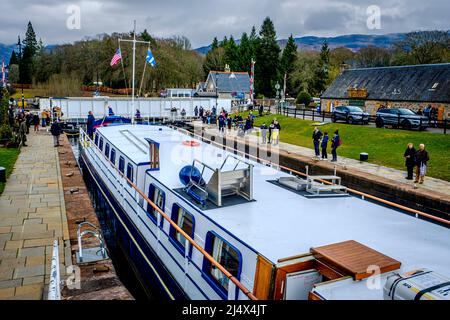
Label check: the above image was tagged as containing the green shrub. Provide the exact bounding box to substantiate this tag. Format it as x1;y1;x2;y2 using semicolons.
0;124;13;141
296;91;311;106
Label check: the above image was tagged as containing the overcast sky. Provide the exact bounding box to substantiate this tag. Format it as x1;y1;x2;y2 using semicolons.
0;0;449;47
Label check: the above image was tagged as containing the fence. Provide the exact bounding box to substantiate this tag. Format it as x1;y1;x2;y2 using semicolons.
249;105;450;134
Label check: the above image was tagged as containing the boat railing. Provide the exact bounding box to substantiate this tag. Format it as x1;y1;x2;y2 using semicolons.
169;125;450;227
79;128;258;300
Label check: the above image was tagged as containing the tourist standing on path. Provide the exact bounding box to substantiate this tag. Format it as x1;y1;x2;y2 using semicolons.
404;143;416;180
194;106;199;118
414;144;429;184
331;130;341;162
312;127;323;158
260;123;268;144
87;111;95;139
321;132;329;160
32;113;40;132
18;117;28;147
51;120;62;147
108;106;114;116
25;111;31;134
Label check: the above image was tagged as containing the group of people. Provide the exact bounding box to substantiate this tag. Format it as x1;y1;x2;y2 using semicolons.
6;98;63;147
404;143;430;184
417;105;439;127
312;127;342;162
259;119;281;145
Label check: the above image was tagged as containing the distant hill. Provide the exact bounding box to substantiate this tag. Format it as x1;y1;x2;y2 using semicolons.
0;43;16;64
195;33;406;54
0;44;57;65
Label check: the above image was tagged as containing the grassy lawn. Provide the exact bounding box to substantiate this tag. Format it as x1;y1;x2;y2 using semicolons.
0;148;20;195
11;89;35;99
239;112;450;181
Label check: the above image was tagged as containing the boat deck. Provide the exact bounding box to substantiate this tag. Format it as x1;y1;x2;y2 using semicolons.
97;125;450;277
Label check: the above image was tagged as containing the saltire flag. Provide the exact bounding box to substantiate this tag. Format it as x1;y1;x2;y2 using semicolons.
110;48;122;67
146;49;156;67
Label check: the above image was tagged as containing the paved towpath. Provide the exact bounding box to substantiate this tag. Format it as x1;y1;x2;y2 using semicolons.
0;129;70;300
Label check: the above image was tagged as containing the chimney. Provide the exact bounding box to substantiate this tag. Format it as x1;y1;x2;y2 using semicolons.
224;64;231;73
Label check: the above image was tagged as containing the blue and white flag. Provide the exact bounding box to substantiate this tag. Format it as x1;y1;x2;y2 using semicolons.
146;49;156;67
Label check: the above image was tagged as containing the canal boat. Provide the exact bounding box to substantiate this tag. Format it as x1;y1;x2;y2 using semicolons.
78;124;450;300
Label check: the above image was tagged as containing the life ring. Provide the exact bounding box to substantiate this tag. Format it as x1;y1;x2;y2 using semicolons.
182;140;200;147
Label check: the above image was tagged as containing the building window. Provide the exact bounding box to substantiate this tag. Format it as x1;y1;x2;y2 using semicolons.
105;143;110;158
147;184;165;224
203;232;241;297
99;137;104;151
110;149;116;165
170;204;194;255
126;164;134;183
119;156;125;174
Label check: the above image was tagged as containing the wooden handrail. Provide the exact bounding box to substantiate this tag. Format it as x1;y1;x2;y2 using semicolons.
80;129;257;300
171;125;450;227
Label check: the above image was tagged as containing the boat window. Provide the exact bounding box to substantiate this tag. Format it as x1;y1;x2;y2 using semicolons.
170;204;194;255
94;134;99;146
126;164;134;183
203;232;241;296
105;143;110;158
99;137;104;151
119;156;125;174
147;184;165;224
110;149;116;165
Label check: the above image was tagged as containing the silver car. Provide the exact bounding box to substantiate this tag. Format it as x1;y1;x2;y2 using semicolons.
375;108;429;130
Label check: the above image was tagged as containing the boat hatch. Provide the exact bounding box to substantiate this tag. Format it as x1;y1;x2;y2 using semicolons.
252;240;401;300
178;155;254;208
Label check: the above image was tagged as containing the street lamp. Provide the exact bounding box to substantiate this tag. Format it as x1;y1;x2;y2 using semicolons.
17;36;24;109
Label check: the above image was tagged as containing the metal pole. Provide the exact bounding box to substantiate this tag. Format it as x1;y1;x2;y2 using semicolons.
131;20;136;125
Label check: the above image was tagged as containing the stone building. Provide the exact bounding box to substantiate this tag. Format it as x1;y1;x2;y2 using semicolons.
321;63;450;119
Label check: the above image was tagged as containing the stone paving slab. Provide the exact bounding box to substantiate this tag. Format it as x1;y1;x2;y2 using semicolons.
0;130;69;300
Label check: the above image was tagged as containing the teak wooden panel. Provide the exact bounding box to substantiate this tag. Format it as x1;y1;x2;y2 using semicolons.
311;240;401;280
253;255;275;300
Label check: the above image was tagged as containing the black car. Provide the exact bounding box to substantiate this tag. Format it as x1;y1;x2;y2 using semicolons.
375;108;429;130
331;106;370;124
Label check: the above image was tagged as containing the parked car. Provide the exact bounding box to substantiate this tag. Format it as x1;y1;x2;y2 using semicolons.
331;106;370;124
375;108;429;130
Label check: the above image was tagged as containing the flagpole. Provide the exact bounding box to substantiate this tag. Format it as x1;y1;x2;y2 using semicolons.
131;20;136;125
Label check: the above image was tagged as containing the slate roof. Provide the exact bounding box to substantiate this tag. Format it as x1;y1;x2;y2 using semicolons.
207;71;250;93
321;63;450;103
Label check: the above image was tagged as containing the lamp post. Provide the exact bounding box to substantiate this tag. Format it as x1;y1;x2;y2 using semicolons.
17;36;24;109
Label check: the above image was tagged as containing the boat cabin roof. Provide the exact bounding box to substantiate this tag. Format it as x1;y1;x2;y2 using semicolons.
96;125;450;278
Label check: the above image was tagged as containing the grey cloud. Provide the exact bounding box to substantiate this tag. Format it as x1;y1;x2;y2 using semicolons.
0;0;448;47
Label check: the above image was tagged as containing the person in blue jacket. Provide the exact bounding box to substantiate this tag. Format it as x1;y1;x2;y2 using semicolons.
87;111;95;139
331;130;341;162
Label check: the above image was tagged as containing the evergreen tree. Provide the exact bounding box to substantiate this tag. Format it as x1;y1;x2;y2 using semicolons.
224;36;239;71
220;36;228;48
203;47;226;76
19;21;38;84
280;34;298;96
237;32;252;72
254;17;281;97
211;37;219;50
9;51;19;65
311;41;330;96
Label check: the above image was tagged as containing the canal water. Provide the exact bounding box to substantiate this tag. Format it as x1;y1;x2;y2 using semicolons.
68;136;153;300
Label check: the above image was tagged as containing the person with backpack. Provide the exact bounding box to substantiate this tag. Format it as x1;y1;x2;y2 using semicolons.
32;113;40;132
331;130;341;162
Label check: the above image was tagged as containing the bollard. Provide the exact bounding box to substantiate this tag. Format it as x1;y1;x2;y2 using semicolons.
0;167;6;183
